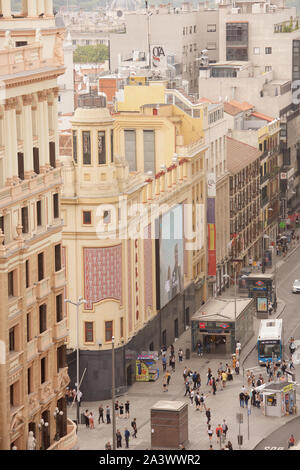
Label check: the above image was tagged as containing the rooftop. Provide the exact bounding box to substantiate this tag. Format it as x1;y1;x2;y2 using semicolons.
227;136;261;174
191;297;253;323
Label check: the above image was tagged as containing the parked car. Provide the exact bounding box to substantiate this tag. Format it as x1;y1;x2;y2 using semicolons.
292;279;300;293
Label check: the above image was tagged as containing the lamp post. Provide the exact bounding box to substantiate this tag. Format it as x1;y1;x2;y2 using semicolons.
38;418;49;450
64;296;87;425
111;336;116;450
54;407;64;441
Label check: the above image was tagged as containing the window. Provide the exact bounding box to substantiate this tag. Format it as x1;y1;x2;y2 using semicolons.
36;200;42;227
27;312;31;342
194;25;197;33
143;130;155;173
207;24;216;32
10;383;15;406
207;42;217;50
9;327;15;352
82;131;91;165
49;142;56;168
38;252;44;281
111;129;114;163
105;321;113;342
53;193;59;219
265;66;272;72
25;260;30;288
27;366;32;394
55;244;61;272
33;147;40;174
72;130;77;163
265;47;272;54
56;294;63;323
253;47;260;54
8;270;14;297
41;357;46;384
21;206;29;233
16;41;27;47
98;131;106;164
39;304;47;334
18;152;24;180
83;211;91;225
0;216;4;244
57;345;66;372
84;322;94;342
124;130;136;172
120;317;124;338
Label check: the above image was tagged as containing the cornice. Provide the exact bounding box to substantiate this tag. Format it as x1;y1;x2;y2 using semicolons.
2;66;66;89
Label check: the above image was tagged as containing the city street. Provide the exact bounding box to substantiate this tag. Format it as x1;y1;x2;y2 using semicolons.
67;241;300;451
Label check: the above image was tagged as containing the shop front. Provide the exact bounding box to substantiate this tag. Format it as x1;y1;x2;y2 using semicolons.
259;381;297;418
136;352;159;382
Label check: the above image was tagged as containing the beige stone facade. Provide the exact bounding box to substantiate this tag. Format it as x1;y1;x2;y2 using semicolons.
0;0;77;451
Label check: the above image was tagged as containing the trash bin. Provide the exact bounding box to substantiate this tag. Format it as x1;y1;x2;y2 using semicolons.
185;348;190;360
237;435;243;446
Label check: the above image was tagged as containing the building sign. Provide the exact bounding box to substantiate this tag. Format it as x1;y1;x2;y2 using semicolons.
216;323;230;329
199;322;206;329
283;383;294;393
151;45;167;70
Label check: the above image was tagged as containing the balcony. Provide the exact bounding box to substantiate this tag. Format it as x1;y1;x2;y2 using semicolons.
53;367;70;393
37;329;52;352
47;419;78;451
53;318;68;342
8;351;22;374
39;380;55;405
35;277;51;300
26;337;38;362
52;268;66;290
25;286;36;308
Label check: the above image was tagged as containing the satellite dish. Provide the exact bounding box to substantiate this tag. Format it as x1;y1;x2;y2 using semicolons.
117;10;123;17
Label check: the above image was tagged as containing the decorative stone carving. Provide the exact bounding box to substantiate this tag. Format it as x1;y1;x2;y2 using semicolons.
10;409;25;434
27;431;36;450
22;94;33;107
40;382;54;404
37;90;47;102
4;31;14;49
4;98;17;111
35;29;42;44
28;393;39;414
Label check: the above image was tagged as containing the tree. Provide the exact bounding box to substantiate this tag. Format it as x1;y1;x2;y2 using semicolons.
73;44;108;63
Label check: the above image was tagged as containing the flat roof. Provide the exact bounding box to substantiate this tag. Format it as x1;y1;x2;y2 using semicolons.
151;401;187;412
191;297;253;322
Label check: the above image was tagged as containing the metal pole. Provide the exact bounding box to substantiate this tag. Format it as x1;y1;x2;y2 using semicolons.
112;336;116;450
234;269;237;345
76;301;80;425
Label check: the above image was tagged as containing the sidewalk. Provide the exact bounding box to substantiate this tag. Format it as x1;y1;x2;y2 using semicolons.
68;233;300;451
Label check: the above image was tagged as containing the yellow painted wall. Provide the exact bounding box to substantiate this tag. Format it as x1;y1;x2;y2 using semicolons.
117;82;166;112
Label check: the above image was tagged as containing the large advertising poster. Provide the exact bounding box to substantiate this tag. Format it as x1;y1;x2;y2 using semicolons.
159;205;184;309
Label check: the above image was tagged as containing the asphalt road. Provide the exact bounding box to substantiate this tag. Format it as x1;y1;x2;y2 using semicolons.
245;244;300;450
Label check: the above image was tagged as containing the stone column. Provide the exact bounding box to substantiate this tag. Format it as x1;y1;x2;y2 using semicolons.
51;87;59;166
37;90;49;171
27;0;37;16
44;0;53;16
37;0;45;16
1;0;11;17
4;98;18;184
22;94;34;178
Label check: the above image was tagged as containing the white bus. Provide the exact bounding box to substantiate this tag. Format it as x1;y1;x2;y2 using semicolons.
257;319;283;365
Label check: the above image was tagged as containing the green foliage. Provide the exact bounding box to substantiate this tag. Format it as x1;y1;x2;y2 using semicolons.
73;44;108;63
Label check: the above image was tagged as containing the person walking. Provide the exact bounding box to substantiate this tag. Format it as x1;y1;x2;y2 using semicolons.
106;405;111;424
192;371;197;390
189;388;195;405
196;373;201;390
124;428;130;448
184;380;190;397
288;434;296;449
166;370;171;386
98;404;104;424
211;377;217;395
207;368;212;386
125;400;130;418
235;359;240;375
131;418;137;438
162;355;167;372
116;429;122;448
206;408;211;425
199;393;207;412
89;412;95;429
84;409;89;428
289;357;295;370
178;348;183;363
239;391;245;408
115;400;119;418
119;403;124;419
244;392;250;407
221;370;227;388
207;425;213;442
227;441;233;450
171;355;176;372
195;392;200;411
222;420;228;440
105;441;112;450
216;424;223;445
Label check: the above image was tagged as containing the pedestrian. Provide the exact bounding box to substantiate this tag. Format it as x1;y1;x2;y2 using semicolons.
171;355;176;372
227;441;233;450
222;420;228;439
209;444;213;450
216;424;223;444
195;392;200;410
115;400;119;417
236;340;241;357
184;380;190;396
119;402;124;418
207;425;213;441
227;367;233;381
189;388;194;405
183;367;188;383
98;404;104;424
162;355;167;372
207;368;212;386
124;428;130;448
192;371;197;390
131;418;137;438
84;409;89;428
106;405;111;424
251;389;256;407
239;391;245;408
166;370;171;385
125;400;130;418
206;408;211;425
281;360;287;375
244;392;250;407
288;434;295;449
116;429;122;448
289;357;295;370
212;377;217;395
178;348;183;363
105;441;112;450
89;412;95;429
197;341;202;356
221;370;227;388
196;373;201;390
199;393;207;412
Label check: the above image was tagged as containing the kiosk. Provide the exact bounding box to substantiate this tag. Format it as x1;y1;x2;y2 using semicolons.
136;352;159;382
258;381;297;417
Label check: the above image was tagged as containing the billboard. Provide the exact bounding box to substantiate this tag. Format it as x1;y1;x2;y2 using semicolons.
158;205;184;309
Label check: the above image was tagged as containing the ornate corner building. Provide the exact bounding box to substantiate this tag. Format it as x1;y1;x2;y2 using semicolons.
0;0;77;450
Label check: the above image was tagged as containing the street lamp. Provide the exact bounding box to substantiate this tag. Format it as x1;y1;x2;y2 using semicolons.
111;336;116;450
38;418;49;450
54;407;64;441
64;296;87;425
